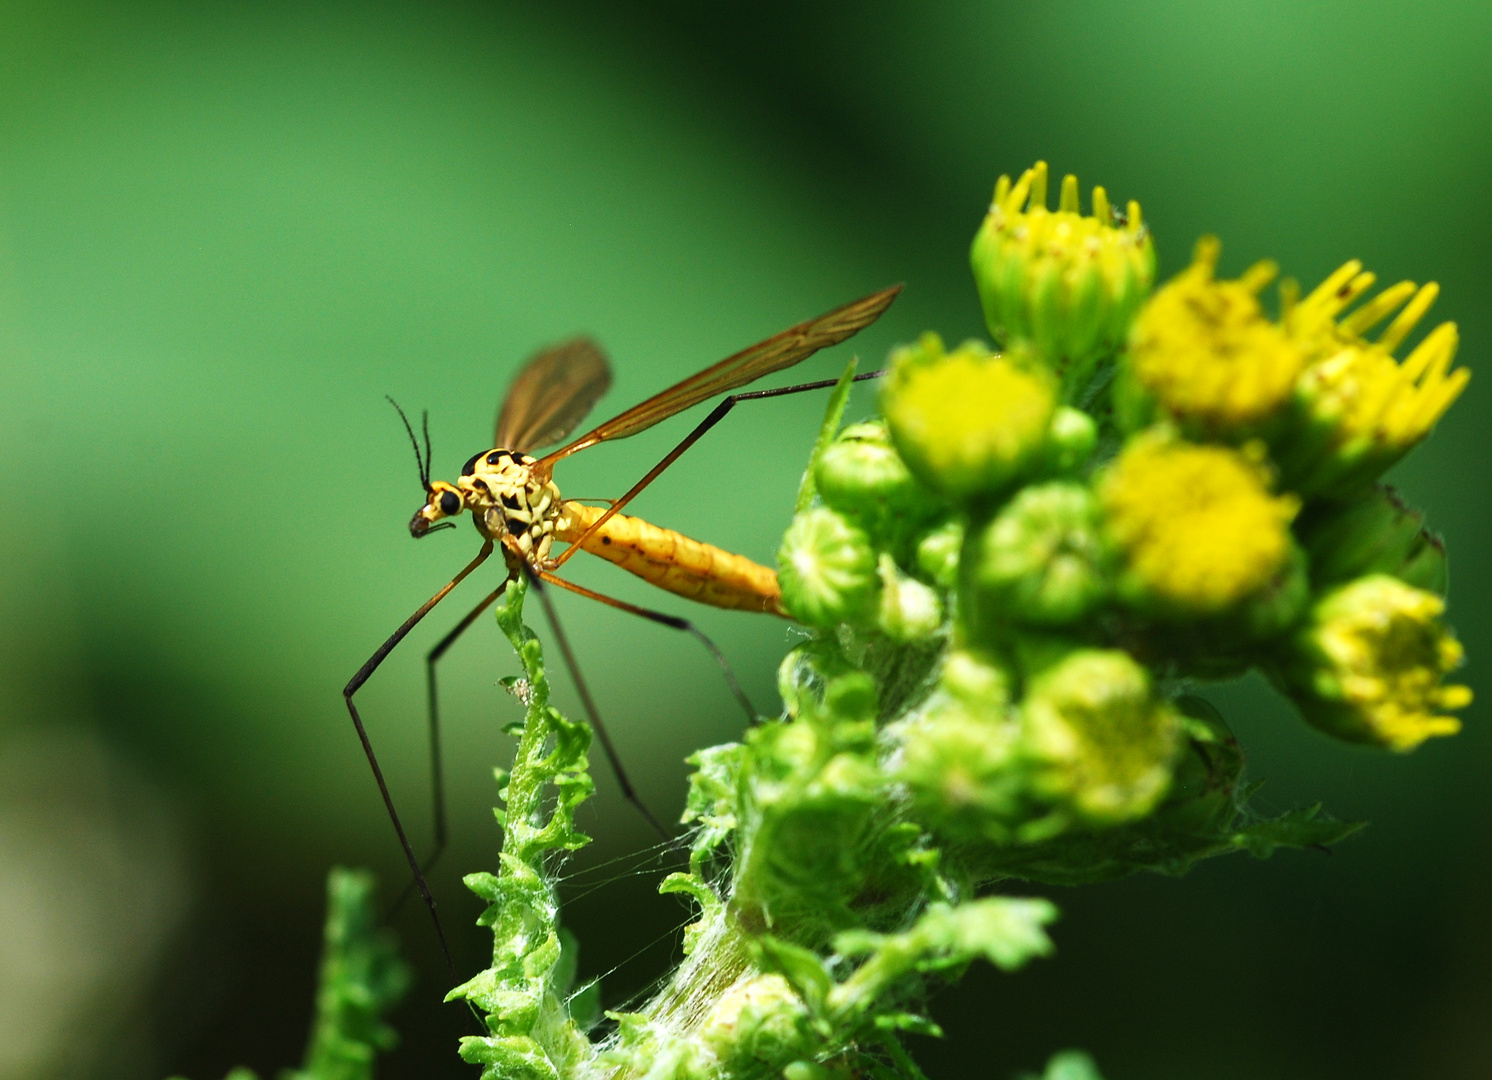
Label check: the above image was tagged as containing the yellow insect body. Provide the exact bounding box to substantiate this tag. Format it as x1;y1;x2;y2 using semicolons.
554;501;786;617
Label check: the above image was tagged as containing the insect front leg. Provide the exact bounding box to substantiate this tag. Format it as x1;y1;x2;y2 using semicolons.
343;537;494;971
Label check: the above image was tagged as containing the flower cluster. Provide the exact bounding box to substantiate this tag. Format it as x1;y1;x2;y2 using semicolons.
779;166;1469;772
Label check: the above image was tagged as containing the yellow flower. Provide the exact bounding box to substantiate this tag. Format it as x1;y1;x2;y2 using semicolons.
1276;261;1470;495
1124;237;1307;435
1100;434;1300;614
883;333;1056;501
970;161;1154;393
1281;575;1470;751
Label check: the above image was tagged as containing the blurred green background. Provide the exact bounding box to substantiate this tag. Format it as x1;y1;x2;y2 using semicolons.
1;2;1488;1078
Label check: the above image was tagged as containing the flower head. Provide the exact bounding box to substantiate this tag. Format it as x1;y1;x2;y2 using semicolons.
882;333;1056;502
1100;434;1300;615
814;420;942;543
1124;237;1307;437
1275;262;1469;496
967;482;1109;631
971;161;1155;393
1279;575;1470;751
1020;649;1181;825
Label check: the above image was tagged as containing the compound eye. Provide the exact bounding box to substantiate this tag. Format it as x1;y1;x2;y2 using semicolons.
438;489;461;516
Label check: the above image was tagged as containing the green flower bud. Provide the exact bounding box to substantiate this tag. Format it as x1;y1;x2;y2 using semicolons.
783;1065;842;1080
1276;574;1471;751
1043;406;1099;476
883;333;1057;502
777;638;857;720
966;482;1109;631
916;518;964;589
777;507;879;627
890;649;1023;842
876;554;944;643
1298;486;1448;595
971;162;1155;396
815;420;941;541
1020;649;1181;826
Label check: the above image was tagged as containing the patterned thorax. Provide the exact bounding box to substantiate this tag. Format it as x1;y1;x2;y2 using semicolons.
458;448;563;562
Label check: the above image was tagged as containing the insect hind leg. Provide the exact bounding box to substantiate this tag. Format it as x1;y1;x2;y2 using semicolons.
537;570;758;724
520;565;674;841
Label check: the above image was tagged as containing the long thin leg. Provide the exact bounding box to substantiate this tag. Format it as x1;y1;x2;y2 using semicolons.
520;564;672;841
537;570;756;724
343;539;493;970
548;369;886;569
389;584;507;918
420;586;507;873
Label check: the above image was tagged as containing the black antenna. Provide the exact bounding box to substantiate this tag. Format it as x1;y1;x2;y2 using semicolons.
386;396;431;493
420;409;435;490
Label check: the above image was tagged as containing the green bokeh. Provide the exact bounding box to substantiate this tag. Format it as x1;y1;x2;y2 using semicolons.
0;3;1487;1078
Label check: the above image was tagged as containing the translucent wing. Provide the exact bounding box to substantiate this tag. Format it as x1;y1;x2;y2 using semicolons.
539;285;900;466
496;338;613;453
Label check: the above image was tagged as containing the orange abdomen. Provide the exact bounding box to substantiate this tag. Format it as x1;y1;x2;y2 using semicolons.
554;502;787;617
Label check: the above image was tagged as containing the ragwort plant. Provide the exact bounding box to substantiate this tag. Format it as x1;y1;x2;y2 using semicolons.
195;160;1474;1080
452;161;1471;1080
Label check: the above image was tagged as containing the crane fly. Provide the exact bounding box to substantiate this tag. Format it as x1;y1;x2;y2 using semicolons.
344;284;901;964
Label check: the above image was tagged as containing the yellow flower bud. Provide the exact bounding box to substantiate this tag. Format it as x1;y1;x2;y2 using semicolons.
882;333;1056;502
1020;649;1182;825
1275;262;1470;496
1100;434;1300;616
1278;575;1470;751
1123;237;1306;437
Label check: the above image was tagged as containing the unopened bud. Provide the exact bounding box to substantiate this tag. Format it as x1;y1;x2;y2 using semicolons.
815;421;941;542
777;507;879;627
966;482;1109;632
890;649;1022;841
1043;406;1099;476
971;162;1155;396
1020;649;1182;825
883;333;1057;502
915;518;964;590
877;554;944;643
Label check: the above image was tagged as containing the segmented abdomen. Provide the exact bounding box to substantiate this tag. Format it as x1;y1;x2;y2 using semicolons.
554;502;787;617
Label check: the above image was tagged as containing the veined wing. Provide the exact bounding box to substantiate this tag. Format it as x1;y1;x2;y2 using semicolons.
537;284;901;467
496;337;613;453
